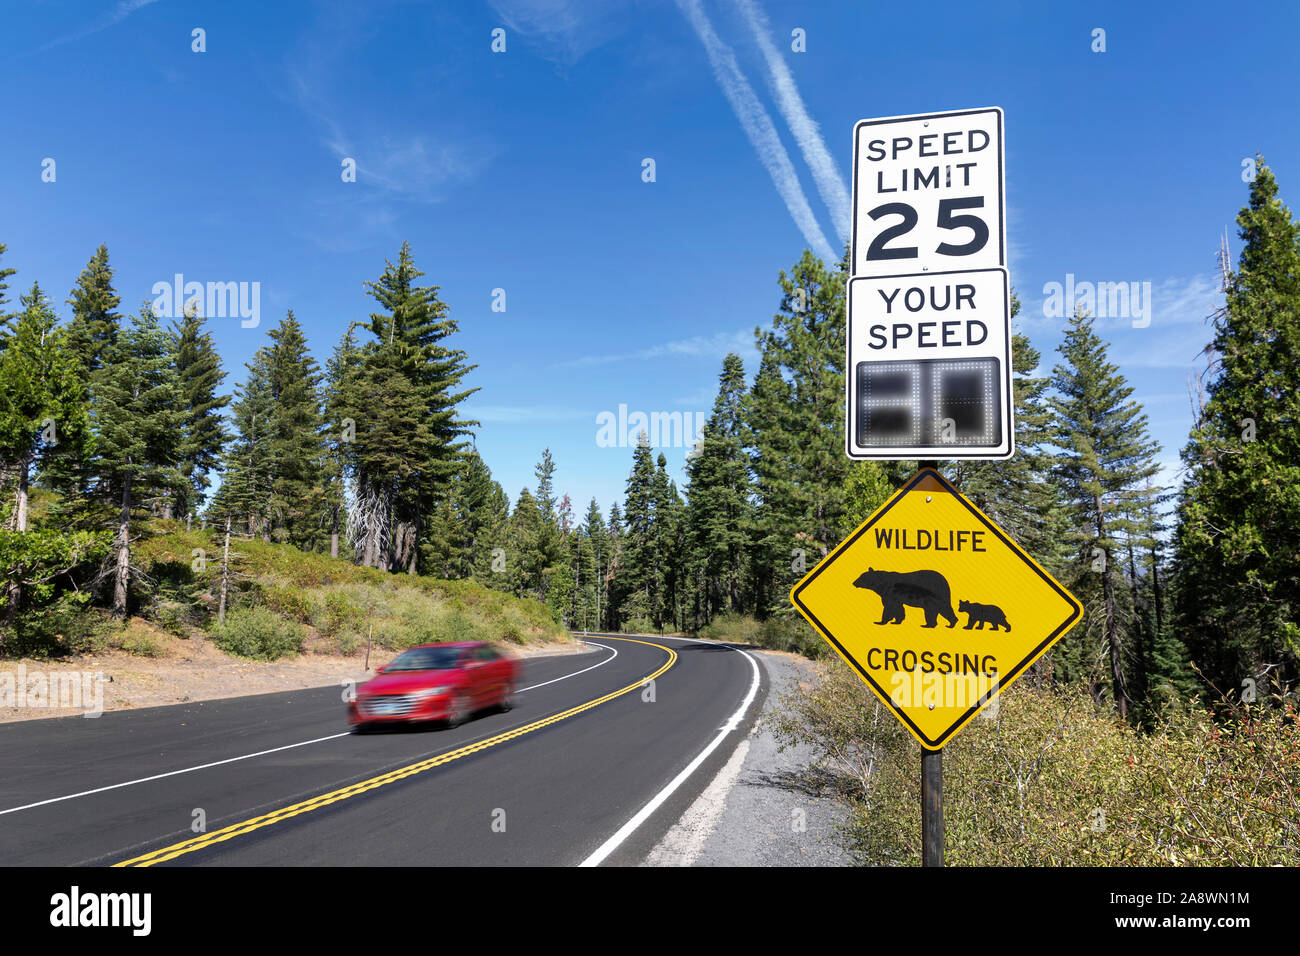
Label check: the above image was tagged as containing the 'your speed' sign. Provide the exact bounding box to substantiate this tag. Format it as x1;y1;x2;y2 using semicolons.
847;107;1012;460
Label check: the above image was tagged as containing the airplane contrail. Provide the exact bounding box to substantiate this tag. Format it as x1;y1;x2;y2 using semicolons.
675;0;836;263
733;0;851;242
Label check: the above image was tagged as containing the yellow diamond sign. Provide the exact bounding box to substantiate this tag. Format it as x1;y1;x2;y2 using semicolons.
790;468;1082;749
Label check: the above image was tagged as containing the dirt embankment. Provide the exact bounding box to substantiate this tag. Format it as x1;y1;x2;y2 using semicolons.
0;618;581;723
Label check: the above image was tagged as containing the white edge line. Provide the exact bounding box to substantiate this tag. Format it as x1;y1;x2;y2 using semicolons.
0;641;618;818
517;642;616;693
578;636;762;867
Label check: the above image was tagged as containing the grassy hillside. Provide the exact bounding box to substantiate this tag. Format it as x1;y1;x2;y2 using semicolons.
46;521;567;661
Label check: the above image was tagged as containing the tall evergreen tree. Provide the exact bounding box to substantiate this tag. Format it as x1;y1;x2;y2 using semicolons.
168;307;228;521
209;349;275;537
0;243;16;334
745;247;850;616
66;245;122;376
0;284;90;533
685;352;753;625
93;304;180;616
605;502;625;629
1051;309;1163;720
652;452;685;631
334;243;478;572
574;498;608;631
1175;157;1300;692
262;311;326;545
619;435;658;626
322;327;362;558
945;296;1073;576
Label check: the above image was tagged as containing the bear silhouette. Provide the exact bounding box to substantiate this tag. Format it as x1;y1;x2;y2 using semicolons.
958;599;1011;632
852;568;958;629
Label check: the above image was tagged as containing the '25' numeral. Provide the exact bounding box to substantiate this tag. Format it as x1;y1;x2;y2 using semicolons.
865;197;989;262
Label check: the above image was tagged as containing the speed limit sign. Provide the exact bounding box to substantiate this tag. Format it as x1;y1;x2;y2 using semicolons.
846;107;1012;461
851;107;1004;278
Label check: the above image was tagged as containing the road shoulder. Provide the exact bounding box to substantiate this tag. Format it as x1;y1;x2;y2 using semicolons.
643;649;852;867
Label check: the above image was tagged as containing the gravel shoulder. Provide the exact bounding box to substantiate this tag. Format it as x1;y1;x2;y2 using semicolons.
643;648;852;867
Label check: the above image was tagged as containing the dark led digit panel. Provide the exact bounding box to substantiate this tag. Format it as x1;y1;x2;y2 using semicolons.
856;357;1002;448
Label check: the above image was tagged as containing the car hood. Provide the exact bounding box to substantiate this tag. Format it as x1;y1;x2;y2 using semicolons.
359;671;460;695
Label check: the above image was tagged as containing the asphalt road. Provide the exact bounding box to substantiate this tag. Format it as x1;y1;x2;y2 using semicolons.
0;635;764;866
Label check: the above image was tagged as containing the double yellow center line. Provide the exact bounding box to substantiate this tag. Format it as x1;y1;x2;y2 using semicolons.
113;637;675;866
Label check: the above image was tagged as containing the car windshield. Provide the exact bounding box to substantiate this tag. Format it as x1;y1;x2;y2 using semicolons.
383;647;465;672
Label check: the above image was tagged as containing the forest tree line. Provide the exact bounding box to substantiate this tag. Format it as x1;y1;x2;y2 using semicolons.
1;162;1296;725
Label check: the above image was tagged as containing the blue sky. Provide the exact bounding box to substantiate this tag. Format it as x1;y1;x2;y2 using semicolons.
4;0;1298;516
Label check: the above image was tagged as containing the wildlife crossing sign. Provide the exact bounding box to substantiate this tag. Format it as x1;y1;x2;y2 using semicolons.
847;107;1012;460
790;469;1082;749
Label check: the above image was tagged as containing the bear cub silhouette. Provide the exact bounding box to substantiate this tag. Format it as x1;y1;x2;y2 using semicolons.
852;568;958;629
958;600;1011;632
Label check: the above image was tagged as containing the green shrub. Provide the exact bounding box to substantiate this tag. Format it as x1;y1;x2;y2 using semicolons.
264;584;313;623
8;592;111;658
316;590;359;637
151;602;192;638
212;606;304;661
121;632;164;658
696;612;828;658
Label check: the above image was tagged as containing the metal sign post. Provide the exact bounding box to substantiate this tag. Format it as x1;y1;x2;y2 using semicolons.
917;460;944;868
922;747;943;866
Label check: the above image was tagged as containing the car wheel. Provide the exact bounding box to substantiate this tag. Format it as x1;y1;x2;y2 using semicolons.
447;691;470;728
499;680;515;713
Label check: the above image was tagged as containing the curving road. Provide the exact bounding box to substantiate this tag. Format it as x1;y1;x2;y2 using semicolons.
0;635;764;867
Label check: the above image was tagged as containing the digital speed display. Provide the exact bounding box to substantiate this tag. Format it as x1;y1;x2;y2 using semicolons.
856;357;1002;448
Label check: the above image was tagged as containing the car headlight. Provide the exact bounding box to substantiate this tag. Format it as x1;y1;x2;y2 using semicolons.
411;686;453;699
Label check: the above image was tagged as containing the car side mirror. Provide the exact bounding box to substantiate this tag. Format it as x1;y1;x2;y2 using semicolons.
375;664;386;674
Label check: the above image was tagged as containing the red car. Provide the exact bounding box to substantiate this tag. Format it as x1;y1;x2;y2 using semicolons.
348;641;518;731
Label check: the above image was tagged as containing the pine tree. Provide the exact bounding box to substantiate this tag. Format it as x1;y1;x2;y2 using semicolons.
530;449;565;601
263;311;326;546
652;452;685;631
0;243;16;334
744;248;851;620
209;349;275;537
66;245;122;376
93;303;180;616
745;344;798;615
619;434;658;627
685;352;753;625
1175;157;1300;692
574;498;607;631
1051;309;1163;719
945;296;1073;576
335;243;478;572
0;284;90;533
605;502;624;629
322;327;361;558
507;487;545;599
168;307;228;522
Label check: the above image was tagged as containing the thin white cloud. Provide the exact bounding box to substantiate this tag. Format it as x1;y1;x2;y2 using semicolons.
38;0;162;52
486;0;628;66
675;0;836;263
733;0;849;242
553;328;757;369
287;69;493;201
